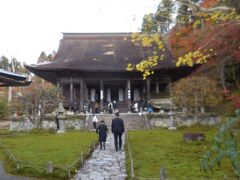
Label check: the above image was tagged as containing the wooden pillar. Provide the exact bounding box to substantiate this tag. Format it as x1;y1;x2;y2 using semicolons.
57;82;60;103
146;78;151;103
100;80;104;112
70;83;73;105
142;81;146;93
80;77;84;112
168;81;172;93
127;79;131;111
84;83;88;102
156;80;159;94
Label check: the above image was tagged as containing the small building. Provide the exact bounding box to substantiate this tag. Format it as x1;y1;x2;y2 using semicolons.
0;69;31;87
25;33;194;112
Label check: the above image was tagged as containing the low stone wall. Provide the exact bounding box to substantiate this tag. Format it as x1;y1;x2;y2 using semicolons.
147;113;220;128
9;114;87;131
9;117;36;131
42;119;85;130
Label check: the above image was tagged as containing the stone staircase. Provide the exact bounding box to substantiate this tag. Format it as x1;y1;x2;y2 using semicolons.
115;102;129;113
86;113;147;131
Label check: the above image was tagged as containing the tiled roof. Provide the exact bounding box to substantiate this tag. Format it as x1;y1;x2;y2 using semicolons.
26;33;175;72
0;69;31;87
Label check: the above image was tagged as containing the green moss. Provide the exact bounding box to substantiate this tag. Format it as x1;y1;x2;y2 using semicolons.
65;114;86;120
147;114;170;119
127;128;234;179
0;130;97;179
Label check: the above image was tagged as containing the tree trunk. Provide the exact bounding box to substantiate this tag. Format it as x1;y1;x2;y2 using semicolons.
219;63;226;90
194;94;199;114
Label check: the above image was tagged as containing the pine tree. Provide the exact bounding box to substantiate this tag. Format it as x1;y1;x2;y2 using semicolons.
37;51;48;63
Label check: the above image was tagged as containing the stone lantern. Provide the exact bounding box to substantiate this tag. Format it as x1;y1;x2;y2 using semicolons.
57;102;65;133
168;102;177;130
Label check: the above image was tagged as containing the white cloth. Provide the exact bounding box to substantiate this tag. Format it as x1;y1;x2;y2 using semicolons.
93;115;98;122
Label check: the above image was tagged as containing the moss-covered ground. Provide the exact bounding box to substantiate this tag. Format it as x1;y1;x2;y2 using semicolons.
127;126;235;179
0;130;97;179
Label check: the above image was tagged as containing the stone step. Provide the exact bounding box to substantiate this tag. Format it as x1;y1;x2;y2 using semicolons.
87;113;146;130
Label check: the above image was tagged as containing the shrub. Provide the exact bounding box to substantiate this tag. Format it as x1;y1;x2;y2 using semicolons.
0;97;8;120
171;76;223;113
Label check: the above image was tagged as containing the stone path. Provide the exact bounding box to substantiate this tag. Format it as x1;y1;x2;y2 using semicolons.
74;133;127;180
0;162;29;180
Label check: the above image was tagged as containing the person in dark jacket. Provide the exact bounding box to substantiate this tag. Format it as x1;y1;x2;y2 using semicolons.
111;111;125;151
96;120;108;150
55;114;59;131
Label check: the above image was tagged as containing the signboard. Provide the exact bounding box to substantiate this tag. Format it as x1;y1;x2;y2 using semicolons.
128;90;131;99
100;90;103;100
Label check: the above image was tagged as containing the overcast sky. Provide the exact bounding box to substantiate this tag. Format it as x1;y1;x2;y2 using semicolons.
0;0;158;64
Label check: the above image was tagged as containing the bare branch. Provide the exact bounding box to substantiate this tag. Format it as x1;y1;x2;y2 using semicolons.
198;22;240;50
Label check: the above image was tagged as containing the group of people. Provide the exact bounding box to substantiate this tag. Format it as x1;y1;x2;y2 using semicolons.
93;111;124;151
107;101;117;114
92;100;117;114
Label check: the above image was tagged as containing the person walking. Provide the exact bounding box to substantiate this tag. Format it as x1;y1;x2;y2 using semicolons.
113;100;117;113
111;111;125;151
95;101;100;114
55;114;59;131
96;120;108;150
108;101;113;114
92;114;98;129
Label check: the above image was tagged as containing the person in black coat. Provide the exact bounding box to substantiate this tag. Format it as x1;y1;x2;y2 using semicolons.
55;114;59;131
111;111;125;151
96;120;108;150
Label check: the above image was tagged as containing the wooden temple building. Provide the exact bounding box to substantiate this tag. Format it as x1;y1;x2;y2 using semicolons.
0;69;31;87
25;33;194;112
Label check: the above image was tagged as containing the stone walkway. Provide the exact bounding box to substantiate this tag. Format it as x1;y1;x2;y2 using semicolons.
74;133;127;180
0;162;29;180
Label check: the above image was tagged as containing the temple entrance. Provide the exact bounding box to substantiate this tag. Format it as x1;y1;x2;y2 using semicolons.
111;88;118;102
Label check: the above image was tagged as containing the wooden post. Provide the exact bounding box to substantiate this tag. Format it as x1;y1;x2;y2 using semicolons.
81;151;84;165
146;78;151;103
127;79;131;112
131;158;134;178
68;169;71;178
70;83;73;105
17;162;20;169
47;162;53;173
100;80;104;112
160;167;167;180
80;77;84;112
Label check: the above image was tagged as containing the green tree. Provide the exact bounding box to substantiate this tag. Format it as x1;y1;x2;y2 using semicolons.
37;51;48;63
155;0;175;33
141;13;158;33
0;97;8;120
0;56;10;70
176;0;201;25
47;50;56;62
141;0;175;34
10;80;58;127
201;109;240;179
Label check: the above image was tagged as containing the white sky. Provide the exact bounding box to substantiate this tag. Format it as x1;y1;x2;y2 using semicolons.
0;0;158;64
